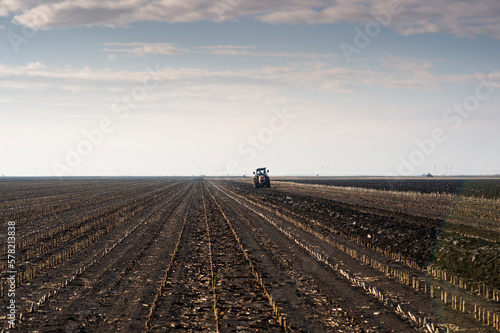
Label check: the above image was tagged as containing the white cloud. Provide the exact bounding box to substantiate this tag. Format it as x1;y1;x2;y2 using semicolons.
0;0;48;17
11;0;144;29
102;42;188;57
390;0;500;38
257;4;372;25
61;85;93;93
442;70;500;89
200;45;255;56
4;0;500;39
102;43;337;60
50;101;86;107
0;79;48;90
199;45;337;60
0;58;496;99
257;0;500;38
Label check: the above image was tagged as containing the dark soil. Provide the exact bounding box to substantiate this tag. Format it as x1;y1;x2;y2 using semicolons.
278;178;500;199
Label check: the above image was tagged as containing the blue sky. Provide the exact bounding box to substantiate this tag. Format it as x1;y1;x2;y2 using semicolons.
0;0;499;176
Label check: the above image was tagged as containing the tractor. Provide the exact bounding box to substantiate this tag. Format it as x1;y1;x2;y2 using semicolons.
253;167;271;188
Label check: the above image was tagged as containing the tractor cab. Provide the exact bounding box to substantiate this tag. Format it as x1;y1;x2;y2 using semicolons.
255;168;267;175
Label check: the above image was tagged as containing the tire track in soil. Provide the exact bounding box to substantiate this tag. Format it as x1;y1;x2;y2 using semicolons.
148;182;283;332
147;182;215;332
203;183;283;332
17;181;196;332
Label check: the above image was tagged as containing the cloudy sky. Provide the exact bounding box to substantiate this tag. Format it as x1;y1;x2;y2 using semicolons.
1;0;499;176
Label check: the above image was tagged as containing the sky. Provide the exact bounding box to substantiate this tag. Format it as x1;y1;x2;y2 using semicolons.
0;0;499;177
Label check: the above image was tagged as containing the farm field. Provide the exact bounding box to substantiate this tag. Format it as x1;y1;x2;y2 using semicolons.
1;177;499;332
276;177;500;198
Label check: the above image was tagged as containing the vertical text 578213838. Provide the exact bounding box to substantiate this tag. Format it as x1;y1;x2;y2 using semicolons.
6;221;17;328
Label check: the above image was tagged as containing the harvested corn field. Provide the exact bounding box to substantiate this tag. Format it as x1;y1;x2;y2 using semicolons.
1;177;498;332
